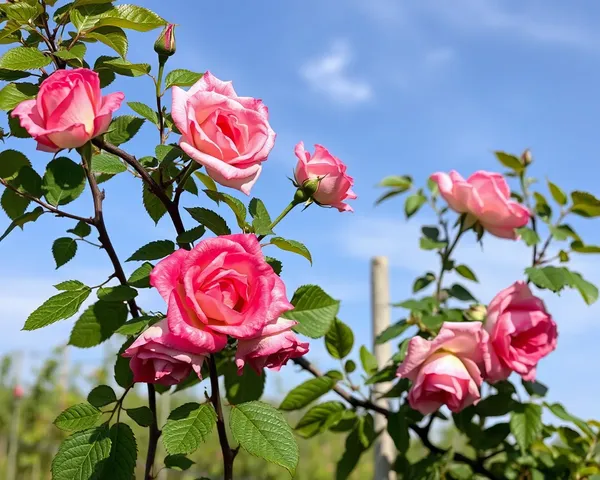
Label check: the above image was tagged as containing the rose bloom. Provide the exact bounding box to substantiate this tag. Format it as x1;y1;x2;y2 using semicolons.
235;318;309;375
150;234;292;350
171;72;275;194
430;170;530;239
294;142;356;212
122;319;205;386
484;281;558;383
11;69;124;152
13;385;24;399
397;322;489;414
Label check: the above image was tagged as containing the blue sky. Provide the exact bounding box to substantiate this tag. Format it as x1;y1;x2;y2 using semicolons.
2;0;600;420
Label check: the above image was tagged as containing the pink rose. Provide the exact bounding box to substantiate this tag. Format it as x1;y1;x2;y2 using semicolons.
397;322;488;414
13;385;24;399
122;319;205;386
430;170;530;239
294;142;356;212
171;72;275;194
11;69;124;152
150;234;292;346
235;318;309;375
484;281;558;383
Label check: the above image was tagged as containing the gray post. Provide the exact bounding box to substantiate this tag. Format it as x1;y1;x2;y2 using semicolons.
371;257;397;480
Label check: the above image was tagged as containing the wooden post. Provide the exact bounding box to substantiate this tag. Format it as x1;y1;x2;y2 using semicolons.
371;257;397;480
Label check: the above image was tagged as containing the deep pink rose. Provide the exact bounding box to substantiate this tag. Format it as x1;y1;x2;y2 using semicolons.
235;318;309;375
13;385;24;399
430;170;530;239
150;234;292;346
171;72;275;194
397;322;489;414
11;69;124;152
122;319;205;386
484;281;558;383
294;142;356;212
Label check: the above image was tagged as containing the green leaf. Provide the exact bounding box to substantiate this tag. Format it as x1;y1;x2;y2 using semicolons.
265;256;282;276
142;171;172;224
185;207;231;235
176;225;205;244
165;69;204;89
114;338;134;388
24;286;91;330
295;401;345;438
249;198;273;235
55;280;86;291
479;423;510;451
325;318;354;359
571;241;600;254
510;403;542;451
195;171;217;191
365;365;398;385
525;266;571;292
96;4;167;32
53;237;78;269
494;151;524;172
70;3;115;31
404;191;427;218
0;82;37;110
413;272;435;293
571;191;600;217
105;423;137;480
419;236;447;250
96;56;150;77
69;301;128;348
522;379;548;398
97;285;138;302
269;237;312;265
104;115;145;145
336;415;376;479
454;264;478;282
162;403;217;455
128;262;153;288
203;190;247;229
379;175;412;189
547;179;567;205
53;44;87;65
1;188;29;220
279;377;334;411
448;284;477;302
125;406;153;427
68;221;92;238
164;454;194;471
8;112;31;137
88;385;117;408
54;403;102;432
87;26;128;58
224;362;265;404
230;401;298;476
544;402;594;437
344;360;356;373
0;150;29;181
516;226;541;246
0;47;51;70
91;153;126;174
387;411;409;453
283;285;340;339
0;206;44;242
51;427;112;480
127;101;158;125
569;271;599;305
476;394;516;417
116;315;160;336
42;157;86;206
359;345;378;375
126;240;175;262
3;2;42;24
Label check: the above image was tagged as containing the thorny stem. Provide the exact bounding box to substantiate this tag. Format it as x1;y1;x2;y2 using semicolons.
434;217;466;305
144;384;160;480
155;60;166;144
519;172;538;268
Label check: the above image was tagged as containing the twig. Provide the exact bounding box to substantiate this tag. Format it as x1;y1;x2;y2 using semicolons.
144;384;160;480
0;178;93;224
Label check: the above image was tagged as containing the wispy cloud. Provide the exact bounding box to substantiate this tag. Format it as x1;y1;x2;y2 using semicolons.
300;40;373;105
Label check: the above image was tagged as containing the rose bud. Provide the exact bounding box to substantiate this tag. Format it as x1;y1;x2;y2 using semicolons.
154;24;176;58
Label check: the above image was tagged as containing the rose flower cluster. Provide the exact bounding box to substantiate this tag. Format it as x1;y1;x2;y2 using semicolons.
12;68;357;385
397;171;558;414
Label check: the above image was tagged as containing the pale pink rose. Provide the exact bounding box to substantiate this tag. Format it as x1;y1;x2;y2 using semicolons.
122;319;206;386
484;281;557;383
171;71;275;194
397;322;489;414
150;234;292;346
430;170;530;239
235;318;309;375
294;142;357;212
11;69;124;152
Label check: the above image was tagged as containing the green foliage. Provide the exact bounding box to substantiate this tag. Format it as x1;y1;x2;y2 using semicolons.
230;401;299;476
126;406;154;427
405;190;427;218
88;385;117;408
284;285;340;338
249;197;273;235
126;240;175;261
42;157;86;206
51;427;112;480
105;423;138;480
186;206;231;235
526;266;598;305
127;101;158;125
69;301;128;348
97;285;138;302
24;285;91;330
127;262;153;288
269;237;312;264
87;26;128;58
162;403;217;455
325;318;354;359
0;46;52;70
53;403;102;432
165;69;204;89
359;345;378;375
91;153;127;174
510;403;543;451
52;237;78;269
295;401;346;438
105;115;145;145
0;82;38;110
494;151;524;172
224;363;265;404
280;377;334;411
164;454;195;471
203;189;248;229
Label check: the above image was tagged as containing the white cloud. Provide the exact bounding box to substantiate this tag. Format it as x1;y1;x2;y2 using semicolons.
300;40;373;105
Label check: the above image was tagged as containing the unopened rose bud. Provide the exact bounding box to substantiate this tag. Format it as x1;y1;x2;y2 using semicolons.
521;148;532;166
466;304;487;322
13;385;24;399
154;24;176;59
